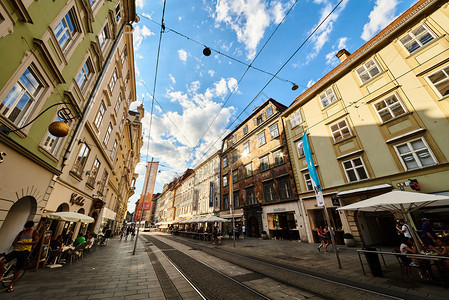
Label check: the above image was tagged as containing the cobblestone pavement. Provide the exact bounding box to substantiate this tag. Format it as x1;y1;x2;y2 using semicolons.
2;232;447;299
1;237;169;299
170;232;448;300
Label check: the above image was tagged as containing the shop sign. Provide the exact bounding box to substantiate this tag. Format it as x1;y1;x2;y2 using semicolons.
273;208;286;212
70;193;85;206
331;196;340;206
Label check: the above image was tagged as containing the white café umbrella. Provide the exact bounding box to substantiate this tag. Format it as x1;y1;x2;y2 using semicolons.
337;190;449;251
46;212;94;223
201;216;230;223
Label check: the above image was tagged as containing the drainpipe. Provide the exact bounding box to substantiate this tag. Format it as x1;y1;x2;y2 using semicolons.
61;24;129;170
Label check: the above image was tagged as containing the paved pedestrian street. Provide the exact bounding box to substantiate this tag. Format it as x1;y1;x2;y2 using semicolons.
2;232;448;300
1;237;165;300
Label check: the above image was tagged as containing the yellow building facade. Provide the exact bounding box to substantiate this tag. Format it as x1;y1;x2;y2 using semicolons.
282;0;449;245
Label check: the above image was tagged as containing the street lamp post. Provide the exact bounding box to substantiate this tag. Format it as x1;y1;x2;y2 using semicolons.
229;169;235;247
133;158;154;255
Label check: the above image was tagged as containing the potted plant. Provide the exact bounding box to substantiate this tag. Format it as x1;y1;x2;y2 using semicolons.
261;231;269;240
343;233;356;247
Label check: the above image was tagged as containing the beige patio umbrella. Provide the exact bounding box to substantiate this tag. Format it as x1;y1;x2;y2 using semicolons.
337;190;449;251
46;212;94;223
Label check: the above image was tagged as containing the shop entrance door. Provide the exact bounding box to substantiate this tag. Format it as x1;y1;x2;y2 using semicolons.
249;216;259;237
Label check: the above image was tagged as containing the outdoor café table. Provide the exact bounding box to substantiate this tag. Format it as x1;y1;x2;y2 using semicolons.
406;253;449;282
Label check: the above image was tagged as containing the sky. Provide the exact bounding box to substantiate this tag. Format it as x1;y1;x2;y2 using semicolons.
127;0;417;212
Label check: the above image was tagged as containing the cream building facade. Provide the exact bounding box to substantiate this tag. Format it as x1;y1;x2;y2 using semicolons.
282;0;449;245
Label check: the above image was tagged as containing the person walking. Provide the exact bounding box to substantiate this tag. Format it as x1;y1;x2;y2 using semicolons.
317;226;326;252
242;225;246;239
0;221;39;293
323;225;332;253
397;220;412;243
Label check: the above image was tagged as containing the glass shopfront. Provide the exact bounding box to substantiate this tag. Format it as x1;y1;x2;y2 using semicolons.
267;211;299;240
309;207;344;244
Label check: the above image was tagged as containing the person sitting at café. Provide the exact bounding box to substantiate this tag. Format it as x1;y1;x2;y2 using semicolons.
63;231;73;246
430;237;449;257
400;238;420;267
86;234;95;246
48;235;64;264
73;233;86;246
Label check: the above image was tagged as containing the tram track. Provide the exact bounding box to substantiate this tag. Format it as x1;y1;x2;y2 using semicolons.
143;235;274;299
147;233;412;300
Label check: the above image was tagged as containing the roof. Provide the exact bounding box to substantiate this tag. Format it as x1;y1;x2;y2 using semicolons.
223;98;287;141
283;0;441;116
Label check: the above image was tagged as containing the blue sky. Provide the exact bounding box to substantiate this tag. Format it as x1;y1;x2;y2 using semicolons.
128;0;416;211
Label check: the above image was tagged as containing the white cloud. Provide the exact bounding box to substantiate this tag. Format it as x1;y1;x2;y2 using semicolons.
133;25;155;51
136;0;145;9
307;79;316;88
306;0;348;62
361;0;399;41
208;70;215;77
178;49;188;62
169;74;176;84
213;0;294;60
138;77;237;172
337;37;348;49
178;16;182;21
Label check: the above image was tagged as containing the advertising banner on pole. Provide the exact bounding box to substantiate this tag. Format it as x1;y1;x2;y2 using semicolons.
302;134;324;207
134;161;159;221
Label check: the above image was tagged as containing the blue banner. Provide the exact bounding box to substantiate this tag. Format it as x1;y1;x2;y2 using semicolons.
302;134;324;207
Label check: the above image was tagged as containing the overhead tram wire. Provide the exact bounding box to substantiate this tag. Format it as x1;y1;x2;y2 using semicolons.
137;73;195;149
192;0;300;151
133;0;166;256
192;0;346;168
137;13;306;90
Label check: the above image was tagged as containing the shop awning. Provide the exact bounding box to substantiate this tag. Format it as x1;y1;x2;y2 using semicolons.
337;184;392;196
46;212;94;223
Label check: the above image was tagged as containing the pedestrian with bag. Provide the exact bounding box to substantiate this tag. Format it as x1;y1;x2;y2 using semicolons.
0;221;39;293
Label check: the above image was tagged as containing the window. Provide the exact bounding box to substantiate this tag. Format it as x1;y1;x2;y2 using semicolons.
427;66;449;97
374;94;407;123
246;188;255;205
243;141;250;155
111;139;118;158
232;135;237;143
270;123;279;139
54;10;77;51
223;142;228;150
1;67;44;127
400;24;435;54
290;110;302;128
260;155;270;172
115;3;121;22
256;115;263;125
115;94;122;114
76;60;92;91
244;163;253;177
42;116;66;155
243;125;248;135
278;178;291;199
232;170;238;183
273;150;284;166
356;58;381;84
86;158;101;187
296;140;304;158
223;194;229;210
93;102;106;128
109;69;118;92
258;132;266;147
98;24;109;48
266;106;273;117
231;151;238;163
223;156;228;168
233;191;240;208
330;119;352;143
125;72;130;86
263;181;275;202
223;175;228;187
73;142;90;176
342;157;369;182
304;173;313;191
104;123;112;145
121;46;127;65
395;138;437;170
119;114;125;132
320;87;338;108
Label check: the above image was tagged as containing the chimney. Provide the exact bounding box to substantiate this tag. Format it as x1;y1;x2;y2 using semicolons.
336;49;351;62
